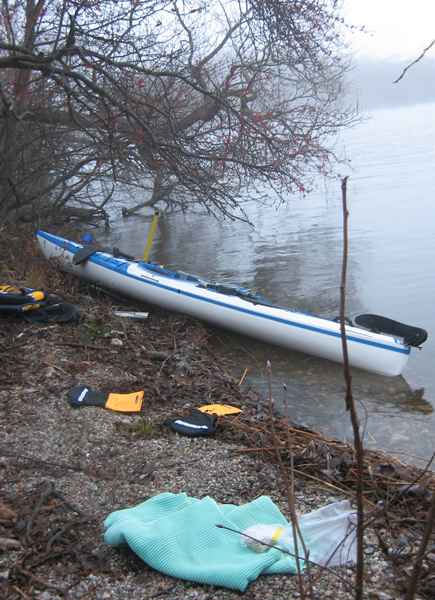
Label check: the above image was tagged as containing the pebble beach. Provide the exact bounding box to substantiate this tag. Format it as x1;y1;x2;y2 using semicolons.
1;224;433;600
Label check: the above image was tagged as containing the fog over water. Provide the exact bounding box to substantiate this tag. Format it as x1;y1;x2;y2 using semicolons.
350;57;435;108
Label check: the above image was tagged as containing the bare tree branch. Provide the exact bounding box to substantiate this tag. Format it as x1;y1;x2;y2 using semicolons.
394;39;435;83
0;0;360;224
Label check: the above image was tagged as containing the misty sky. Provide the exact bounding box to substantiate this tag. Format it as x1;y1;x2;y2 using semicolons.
343;0;435;60
341;1;435;108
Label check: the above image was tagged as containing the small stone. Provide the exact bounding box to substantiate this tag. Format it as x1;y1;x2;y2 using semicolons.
376;593;395;600
395;533;408;548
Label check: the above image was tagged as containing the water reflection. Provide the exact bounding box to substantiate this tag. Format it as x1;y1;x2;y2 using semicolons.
103;202;362;317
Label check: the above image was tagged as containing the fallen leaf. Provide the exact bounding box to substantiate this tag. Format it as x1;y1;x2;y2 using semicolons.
0;503;17;520
0;536;21;551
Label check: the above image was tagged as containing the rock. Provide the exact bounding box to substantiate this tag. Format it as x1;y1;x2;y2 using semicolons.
44;366;56;378
395;533;408;548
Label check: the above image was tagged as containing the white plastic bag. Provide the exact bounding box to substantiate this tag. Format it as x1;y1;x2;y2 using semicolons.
281;500;357;566
240;500;357;566
239;523;284;553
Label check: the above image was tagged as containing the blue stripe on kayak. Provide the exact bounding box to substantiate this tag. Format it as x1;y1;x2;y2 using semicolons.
169;285;410;356
37;231;410;356
126;265;409;356
37;231;135;272
38;231;82;251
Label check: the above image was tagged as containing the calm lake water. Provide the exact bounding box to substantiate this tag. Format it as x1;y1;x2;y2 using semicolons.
99;103;435;467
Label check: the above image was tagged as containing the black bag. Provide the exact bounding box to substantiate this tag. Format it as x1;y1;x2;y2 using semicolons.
23;297;83;323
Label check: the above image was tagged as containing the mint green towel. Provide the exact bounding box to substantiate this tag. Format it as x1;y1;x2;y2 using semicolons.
104;492;297;591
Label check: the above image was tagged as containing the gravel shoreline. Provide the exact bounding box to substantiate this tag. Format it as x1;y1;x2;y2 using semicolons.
1;224;433;599
0;391;400;600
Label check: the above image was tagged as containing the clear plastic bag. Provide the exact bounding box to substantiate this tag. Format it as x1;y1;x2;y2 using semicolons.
239;523;284;553
240;500;357;566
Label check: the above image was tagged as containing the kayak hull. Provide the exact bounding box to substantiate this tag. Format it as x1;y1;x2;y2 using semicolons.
36;230;412;377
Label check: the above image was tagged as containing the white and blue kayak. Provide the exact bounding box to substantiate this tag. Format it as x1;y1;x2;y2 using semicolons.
36;230;427;377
